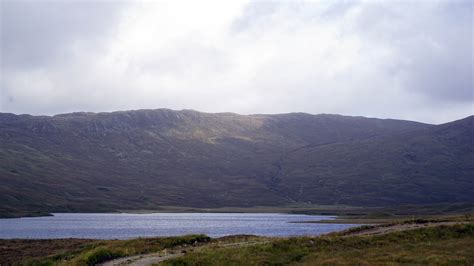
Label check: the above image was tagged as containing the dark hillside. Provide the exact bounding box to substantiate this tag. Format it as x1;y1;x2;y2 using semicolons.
280;116;474;205
1;109;471;215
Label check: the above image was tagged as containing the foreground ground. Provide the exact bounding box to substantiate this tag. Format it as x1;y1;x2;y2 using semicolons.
1;215;473;265
164;217;474;265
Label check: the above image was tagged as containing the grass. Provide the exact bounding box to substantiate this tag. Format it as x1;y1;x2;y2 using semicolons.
0;234;210;265
0;239;96;265
163;223;474;265
79;247;124;265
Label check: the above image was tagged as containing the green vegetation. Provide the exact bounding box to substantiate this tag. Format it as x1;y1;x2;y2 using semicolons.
0;235;210;265
0;239;95;265
164;224;474;265
79;247;124;265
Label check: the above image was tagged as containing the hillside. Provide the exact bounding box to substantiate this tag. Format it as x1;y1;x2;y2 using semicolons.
279;116;474;205
0;109;472;215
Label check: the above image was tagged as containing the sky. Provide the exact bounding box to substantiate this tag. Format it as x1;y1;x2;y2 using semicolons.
0;0;473;124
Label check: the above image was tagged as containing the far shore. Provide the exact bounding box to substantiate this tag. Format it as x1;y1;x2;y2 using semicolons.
0;204;357;219
2;203;474;224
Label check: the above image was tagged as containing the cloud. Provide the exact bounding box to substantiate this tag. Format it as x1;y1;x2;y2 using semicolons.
1;0;472;124
1;1;124;69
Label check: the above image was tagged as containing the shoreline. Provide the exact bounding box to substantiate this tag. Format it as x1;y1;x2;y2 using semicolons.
2;202;474;222
0;204;355;219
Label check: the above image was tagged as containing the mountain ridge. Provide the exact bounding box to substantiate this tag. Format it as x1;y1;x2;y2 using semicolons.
0;108;443;125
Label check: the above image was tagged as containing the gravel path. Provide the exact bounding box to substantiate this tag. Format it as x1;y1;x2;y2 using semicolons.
101;252;184;266
100;240;268;266
344;221;467;237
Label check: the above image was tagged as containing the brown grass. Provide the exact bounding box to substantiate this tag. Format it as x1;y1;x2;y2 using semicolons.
0;239;97;264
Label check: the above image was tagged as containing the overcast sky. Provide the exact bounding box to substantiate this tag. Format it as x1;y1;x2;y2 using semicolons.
1;0;472;124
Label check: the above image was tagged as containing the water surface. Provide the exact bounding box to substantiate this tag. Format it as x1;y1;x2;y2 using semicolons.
0;213;358;239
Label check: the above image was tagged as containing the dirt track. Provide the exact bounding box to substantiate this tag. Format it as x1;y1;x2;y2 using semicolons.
343;221;468;237
100;251;184;266
100;240;268;266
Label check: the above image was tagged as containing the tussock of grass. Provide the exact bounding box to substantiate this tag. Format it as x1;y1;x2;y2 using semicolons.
79;247;124;265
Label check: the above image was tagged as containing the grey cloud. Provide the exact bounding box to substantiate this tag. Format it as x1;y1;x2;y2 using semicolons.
1;1;124;70
237;1;472;107
231;2;280;33
348;1;473;103
231;2;326;34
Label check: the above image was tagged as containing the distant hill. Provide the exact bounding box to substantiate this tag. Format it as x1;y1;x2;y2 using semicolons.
0;109;472;215
280;116;474;205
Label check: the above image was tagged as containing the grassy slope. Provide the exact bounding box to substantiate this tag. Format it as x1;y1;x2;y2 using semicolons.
0;235;210;265
165;223;474;265
0;239;97;265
